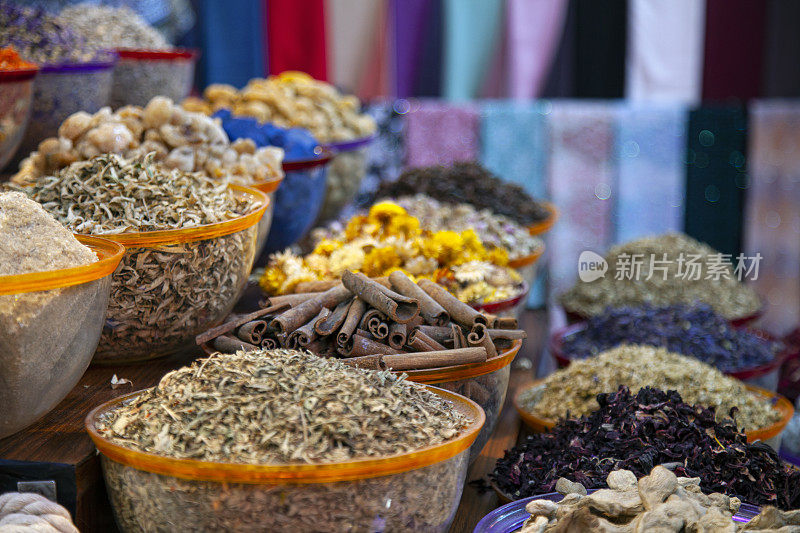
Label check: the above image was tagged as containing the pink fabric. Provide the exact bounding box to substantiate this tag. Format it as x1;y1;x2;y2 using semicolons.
507;0;569;98
744;102;800;335
404;100;479;167
356;0;393;100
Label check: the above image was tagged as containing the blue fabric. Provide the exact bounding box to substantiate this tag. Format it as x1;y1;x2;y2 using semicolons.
213;109;319;160
480;100;550;307
199;0;265;88
615;105;687;242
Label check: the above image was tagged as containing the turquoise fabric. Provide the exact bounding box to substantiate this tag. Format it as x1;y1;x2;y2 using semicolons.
442;0;504;100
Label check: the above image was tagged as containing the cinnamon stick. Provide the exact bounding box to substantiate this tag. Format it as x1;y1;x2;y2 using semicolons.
294;277;391;294
388;322;408;350
452;324;467;349
383;347;487;371
414;325;453;345
271;285;351;335
495;316;519;329
213;335;257;353
409;329;446;351
266;292;323;308
196;303;289;345
337;298;367;347
288;308;328;348
388;270;450;326
342;270;420;324
261;337;279;349
315;299;352;336
236;320;267;344
339;334;400;357
486;328;527;340
340;354;386;370
360;308;386;331
417;278;488;328
467;323;497;358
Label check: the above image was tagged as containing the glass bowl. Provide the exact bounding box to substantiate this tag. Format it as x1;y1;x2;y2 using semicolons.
246;175;282;261
514;380;795;450
526;202;559;236
316;135;375;224
0;235;124;439
16;56;115;163
86;385;484;533
403;339;523;463
89;185;268;364
110;48;198;108
0;66;37;171
550;323;792;392
473;490;762;532
263;149;334;255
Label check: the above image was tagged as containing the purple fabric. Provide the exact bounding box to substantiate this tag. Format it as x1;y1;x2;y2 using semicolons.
392;0;432;98
404;100;479;167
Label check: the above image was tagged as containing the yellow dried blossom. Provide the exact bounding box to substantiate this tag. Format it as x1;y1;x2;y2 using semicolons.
313;238;341;256
328;246;366;276
259;266;286;294
362;246;402;277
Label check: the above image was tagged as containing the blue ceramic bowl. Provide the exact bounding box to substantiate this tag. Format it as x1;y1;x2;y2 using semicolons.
473;490;761;532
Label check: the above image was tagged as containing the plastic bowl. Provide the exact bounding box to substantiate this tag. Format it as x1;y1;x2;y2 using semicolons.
16;56;115;163
404;339;522;463
473;490;762;532
89;185;267;364
526;202;559;236
514;380;795;450
316;135;375;224
263;149;334;255
550;324;793;392
86;385;484;533
0;235;124;439
0;67;37;171
245;175;282;261
471;282;531;321
110;48;198;108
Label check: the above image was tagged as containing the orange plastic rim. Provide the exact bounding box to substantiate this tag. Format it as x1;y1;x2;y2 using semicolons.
514;380;795;443
403;339;522;385
77;185;268;248
86;385;484;484
527;202;558;236
0;235;124;296
249;175;284;195
508;243;545;269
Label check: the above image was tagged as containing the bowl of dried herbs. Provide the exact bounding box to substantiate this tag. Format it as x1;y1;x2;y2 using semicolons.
87;349;484;533
0;192;124;439
19;153;269;363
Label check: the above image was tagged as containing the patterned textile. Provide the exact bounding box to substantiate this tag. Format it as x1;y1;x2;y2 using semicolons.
404;100;479;167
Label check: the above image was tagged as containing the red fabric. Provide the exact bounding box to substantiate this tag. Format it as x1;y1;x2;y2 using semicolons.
701;0;766;101
266;0;328;81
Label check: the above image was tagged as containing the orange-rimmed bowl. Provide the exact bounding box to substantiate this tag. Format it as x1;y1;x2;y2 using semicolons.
0;235;124;439
527;202;558;236
87;185;268;364
404;339;523;462
86;385;484;532
0;66;38;171
514;380;795;450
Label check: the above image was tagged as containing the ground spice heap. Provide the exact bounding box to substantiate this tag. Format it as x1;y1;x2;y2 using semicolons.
20;152;252;234
57;4;170;50
559;233;762;320
0;47;37;70
0;191;95;276
563;303;779;373
519;345;780;431
97;349;470;463
493;386;800;509
375;162;551;225
518;466;800;532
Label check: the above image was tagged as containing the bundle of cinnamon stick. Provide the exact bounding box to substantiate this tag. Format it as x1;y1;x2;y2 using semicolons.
196;270;526;371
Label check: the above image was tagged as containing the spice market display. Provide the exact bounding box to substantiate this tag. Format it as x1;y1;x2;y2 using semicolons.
0;5;798;533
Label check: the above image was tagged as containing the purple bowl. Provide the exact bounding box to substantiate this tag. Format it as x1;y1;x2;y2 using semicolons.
473;490;762;533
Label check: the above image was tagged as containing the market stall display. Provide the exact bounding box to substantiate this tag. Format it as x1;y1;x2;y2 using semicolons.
18;152;267;363
0;191;124;438
0;47;37;170
494;386;800;510
87;349;483;532
552;303;789;390
261;202;527;307
559;233;763;322
183;72;377;221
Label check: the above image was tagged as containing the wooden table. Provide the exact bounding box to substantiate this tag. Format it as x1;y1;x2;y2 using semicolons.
0;309;547;533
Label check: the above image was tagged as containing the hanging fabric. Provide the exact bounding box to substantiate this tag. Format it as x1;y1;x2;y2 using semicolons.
506;0;569;99
199;0;265;88
356;0;393;100
744;102;800;334
325;0;382;95
404;100;479;167
625;0;705;103
392;0;432;98
266;0;328;80
540;0;578;98
683;107;747;257
615;104;688;242
413;0;443;97
762;1;800;97
574;0;627;98
442;0;504;100
701;0;766;101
